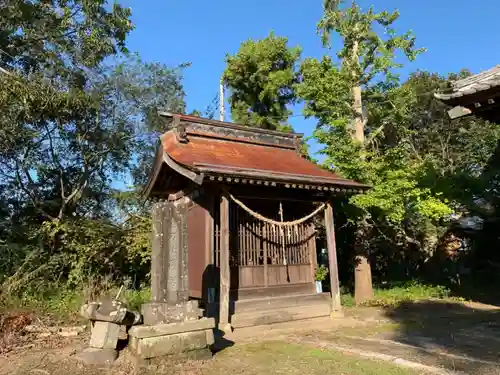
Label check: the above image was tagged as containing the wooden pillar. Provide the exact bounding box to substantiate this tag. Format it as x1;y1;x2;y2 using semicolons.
324;202;342;315
219;193;232;332
206;197;214;266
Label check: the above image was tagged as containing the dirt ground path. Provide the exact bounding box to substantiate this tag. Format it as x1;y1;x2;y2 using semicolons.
2;300;500;375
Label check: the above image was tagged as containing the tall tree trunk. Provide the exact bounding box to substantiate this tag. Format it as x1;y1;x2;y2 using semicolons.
352;85;365;143
351;43;374;303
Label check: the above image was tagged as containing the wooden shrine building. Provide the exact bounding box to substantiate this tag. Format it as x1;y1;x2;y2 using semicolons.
435;65;500;122
144;113;367;329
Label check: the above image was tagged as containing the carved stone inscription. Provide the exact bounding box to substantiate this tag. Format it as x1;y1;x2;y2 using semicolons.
166;212;179;303
150;200;189;307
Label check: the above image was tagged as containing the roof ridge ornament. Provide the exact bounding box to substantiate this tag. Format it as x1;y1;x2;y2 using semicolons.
172;114;188;143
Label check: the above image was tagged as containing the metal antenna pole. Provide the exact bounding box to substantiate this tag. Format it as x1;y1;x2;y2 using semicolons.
219;77;225;122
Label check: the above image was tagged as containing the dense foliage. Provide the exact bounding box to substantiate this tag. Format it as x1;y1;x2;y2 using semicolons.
223;33;301;131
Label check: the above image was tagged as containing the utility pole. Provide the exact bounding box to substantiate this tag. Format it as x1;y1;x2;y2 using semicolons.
219;77;225;122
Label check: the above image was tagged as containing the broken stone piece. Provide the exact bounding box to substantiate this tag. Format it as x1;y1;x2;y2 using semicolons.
80;300;142;325
89;321;120;349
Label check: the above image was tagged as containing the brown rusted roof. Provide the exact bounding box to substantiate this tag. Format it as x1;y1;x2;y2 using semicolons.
163;131;363;186
144;114;368;197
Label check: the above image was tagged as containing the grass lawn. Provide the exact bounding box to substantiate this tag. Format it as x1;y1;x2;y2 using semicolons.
204;341;425;375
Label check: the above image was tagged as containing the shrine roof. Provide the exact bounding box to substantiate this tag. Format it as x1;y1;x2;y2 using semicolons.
144;113;368;197
435;65;500;102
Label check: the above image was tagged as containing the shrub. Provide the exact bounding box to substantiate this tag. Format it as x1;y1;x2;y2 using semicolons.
341;281;453;308
124;288;151;311
315;265;329;282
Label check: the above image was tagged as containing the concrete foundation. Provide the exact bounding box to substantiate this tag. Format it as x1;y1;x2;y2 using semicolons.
128;318;215;359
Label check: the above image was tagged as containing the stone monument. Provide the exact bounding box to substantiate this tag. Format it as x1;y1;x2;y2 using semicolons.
128;196;215;360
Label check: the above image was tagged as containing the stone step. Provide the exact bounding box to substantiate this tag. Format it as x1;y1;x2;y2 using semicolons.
234;292;331;314
232;283;315;300
230;302;331;328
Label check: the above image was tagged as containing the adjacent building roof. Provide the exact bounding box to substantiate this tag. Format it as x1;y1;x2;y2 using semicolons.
434;65;500;122
434;65;500;101
144;113;367;198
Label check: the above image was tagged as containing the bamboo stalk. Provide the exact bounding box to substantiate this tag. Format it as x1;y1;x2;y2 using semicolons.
238;211;243;266
253;218;257;265
263;223;268;286
244;212;249;266
279;202;286;266
300;224;304;264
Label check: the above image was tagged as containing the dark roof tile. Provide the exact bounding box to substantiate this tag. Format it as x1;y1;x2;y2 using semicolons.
435;65;500;101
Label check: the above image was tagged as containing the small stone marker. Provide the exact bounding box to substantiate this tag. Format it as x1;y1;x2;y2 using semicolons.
76;299;142;365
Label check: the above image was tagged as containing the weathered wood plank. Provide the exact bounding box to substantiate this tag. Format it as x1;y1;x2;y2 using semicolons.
219;194;231;331
206;197;214;266
214;203;220;266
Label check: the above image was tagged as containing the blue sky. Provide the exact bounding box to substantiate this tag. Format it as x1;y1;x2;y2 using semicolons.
121;0;500;156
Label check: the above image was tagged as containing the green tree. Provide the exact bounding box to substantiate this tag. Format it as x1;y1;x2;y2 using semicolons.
299;56;500;291
223;32;301;130
0;0;185;293
0;57;186;291
116;56;187;187
356;71;500;286
0;0;133;77
299;0;426;303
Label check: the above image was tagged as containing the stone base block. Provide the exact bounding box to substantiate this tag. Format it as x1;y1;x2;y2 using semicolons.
74;348;118;365
135;348;213;367
141;301;203;325
128;318;215;359
130;330;213;359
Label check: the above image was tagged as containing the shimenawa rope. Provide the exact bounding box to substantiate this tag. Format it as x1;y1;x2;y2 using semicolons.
225;191;325;227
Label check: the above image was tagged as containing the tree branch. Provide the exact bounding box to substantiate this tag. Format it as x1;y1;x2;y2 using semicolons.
43;122;66;200
14;160;56;220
